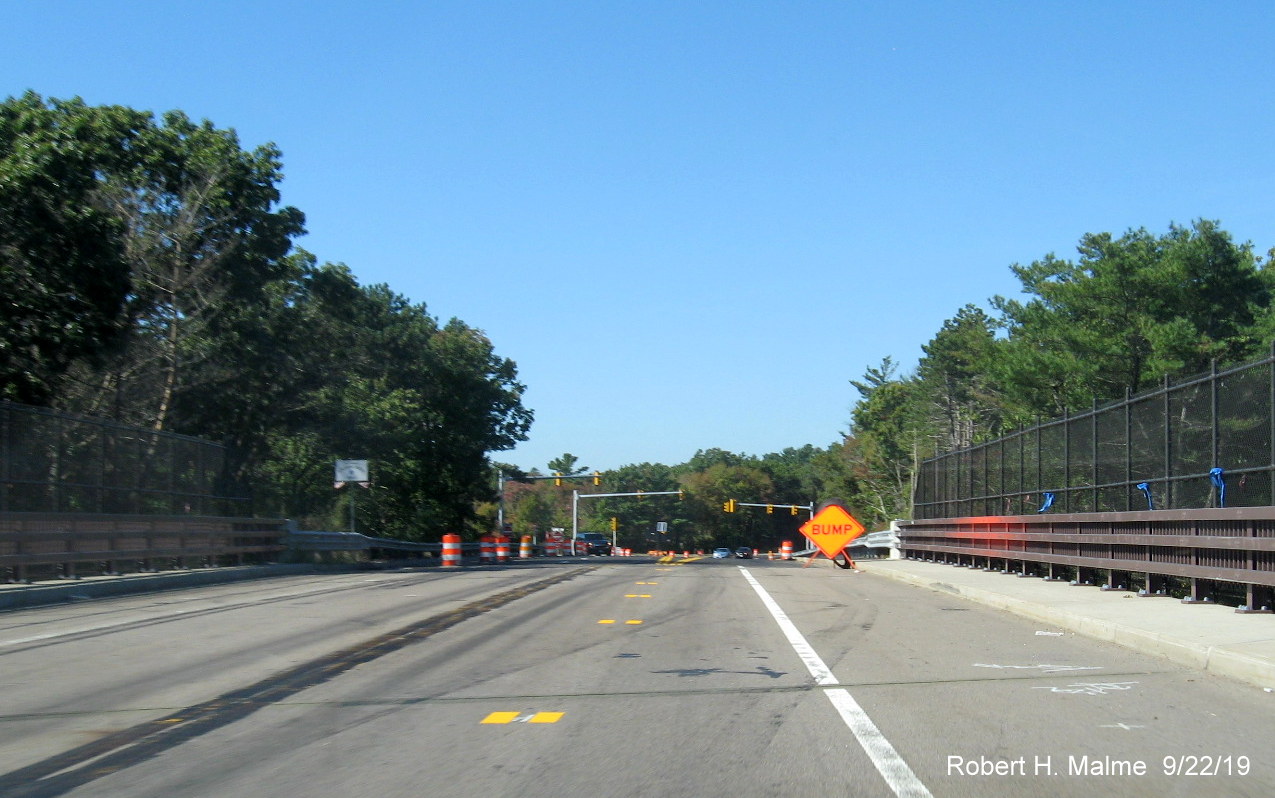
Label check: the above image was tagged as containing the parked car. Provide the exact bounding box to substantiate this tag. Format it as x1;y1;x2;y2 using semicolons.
573;532;613;555
712;547;732;559
734;547;753;559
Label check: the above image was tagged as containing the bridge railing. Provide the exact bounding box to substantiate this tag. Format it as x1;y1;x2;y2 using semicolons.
898;508;1275;612
0;512;289;583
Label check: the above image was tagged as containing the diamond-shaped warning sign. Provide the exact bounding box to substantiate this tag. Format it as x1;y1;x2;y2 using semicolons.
799;505;865;559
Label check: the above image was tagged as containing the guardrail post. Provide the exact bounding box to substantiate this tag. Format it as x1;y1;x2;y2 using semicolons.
1100;569;1128;591
1182;578;1211;604
1139;571;1169;597
1238;583;1273;614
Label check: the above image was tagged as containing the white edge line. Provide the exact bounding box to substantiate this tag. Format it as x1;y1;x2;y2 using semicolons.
738;565;934;798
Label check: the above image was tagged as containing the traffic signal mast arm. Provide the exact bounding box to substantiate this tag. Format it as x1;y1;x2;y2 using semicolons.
497;470;604;531
577;490;683;499
571;489;684;544
723;501;814;517
516;471;603;486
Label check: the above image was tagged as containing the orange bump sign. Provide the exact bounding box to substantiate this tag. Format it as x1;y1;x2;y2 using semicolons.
799;505;865;559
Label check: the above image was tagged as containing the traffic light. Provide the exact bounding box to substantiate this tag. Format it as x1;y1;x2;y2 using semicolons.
722;499;737;513
766;504;774;514
610;516;618;531
637;489;644;501
554;472;562;486
593;471;601;486
790;505;799;516
678;489;684;500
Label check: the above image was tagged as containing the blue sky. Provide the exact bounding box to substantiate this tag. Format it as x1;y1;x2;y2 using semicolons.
5;2;1274;473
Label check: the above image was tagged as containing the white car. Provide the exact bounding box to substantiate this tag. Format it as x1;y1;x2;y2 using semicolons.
712;548;732;559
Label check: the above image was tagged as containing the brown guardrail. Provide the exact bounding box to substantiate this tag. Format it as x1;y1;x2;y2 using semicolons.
0;512;289;583
897;508;1275;613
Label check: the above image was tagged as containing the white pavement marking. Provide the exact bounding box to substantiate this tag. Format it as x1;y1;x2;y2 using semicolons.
739;566;933;798
1032;681;1138;695
973;663;1103;674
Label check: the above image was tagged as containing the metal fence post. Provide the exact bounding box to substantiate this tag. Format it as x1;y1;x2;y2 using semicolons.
1163;374;1173;510
1211;359;1219;507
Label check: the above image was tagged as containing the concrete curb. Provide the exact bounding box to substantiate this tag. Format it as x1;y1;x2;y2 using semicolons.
861;562;1275;691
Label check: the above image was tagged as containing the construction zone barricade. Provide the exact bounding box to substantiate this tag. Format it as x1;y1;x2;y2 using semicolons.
780;540;793;560
520;535;533;559
495;534;510;562
442;534;462;567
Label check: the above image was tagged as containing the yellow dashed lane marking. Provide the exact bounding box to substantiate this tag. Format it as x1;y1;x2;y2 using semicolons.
624;594;652;598
481;711;564;724
597;619;644;624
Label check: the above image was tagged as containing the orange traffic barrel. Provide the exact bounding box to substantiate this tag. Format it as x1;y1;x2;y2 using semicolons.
520;535;533;558
781;540;793;560
480;535;494;563
442;534;462;568
495;534;510;562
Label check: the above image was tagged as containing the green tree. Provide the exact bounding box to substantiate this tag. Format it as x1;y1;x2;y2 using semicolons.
1154;220;1268;370
991;221;1270;418
0;93;141;403
78;109;305;431
681;462;774;549
246;266;531;537
547;453;586;477
845;366;928;526
916;304;1001;450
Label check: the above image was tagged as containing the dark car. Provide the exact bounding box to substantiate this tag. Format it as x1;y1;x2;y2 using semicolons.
735;547;753;559
574;533;613;556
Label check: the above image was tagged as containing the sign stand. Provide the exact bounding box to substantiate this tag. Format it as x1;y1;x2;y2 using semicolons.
802;548;860;571
334;460;370;535
798;504;865;573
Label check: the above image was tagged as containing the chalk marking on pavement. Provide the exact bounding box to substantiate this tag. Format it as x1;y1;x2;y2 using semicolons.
738;566;933;798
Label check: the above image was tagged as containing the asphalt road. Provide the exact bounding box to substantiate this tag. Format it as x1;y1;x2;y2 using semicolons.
0;557;1271;797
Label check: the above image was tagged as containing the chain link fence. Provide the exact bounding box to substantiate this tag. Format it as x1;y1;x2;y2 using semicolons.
914;345;1275;519
0;400;249;516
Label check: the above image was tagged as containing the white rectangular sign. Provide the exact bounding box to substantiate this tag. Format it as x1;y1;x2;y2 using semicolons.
335;459;369;483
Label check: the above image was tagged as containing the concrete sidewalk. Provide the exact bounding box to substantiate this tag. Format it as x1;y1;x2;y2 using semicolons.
856;557;1275;691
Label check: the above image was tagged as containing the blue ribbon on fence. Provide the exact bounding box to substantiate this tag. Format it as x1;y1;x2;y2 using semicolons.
1036;492;1055;513
1136;482;1154;510
1210;467;1226;508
